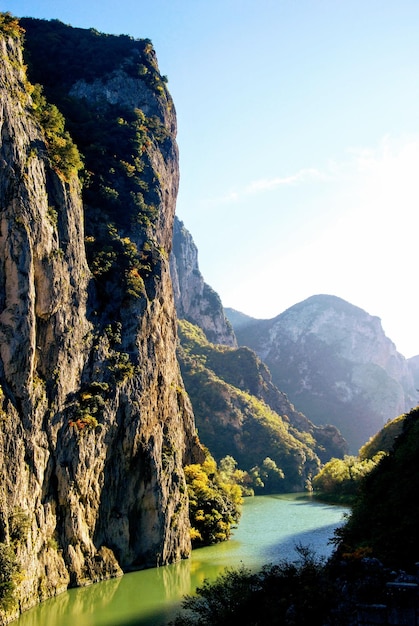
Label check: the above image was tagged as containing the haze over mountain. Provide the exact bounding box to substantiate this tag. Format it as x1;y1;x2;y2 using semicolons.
226;296;417;452
170;219;347;491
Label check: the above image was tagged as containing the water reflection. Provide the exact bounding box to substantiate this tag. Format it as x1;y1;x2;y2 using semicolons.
16;565;187;626
15;494;348;626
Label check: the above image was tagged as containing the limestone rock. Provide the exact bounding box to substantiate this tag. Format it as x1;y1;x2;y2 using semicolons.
228;295;417;452
0;18;203;623
170;217;236;347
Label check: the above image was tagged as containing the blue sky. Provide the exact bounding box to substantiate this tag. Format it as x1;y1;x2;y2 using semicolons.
4;0;419;357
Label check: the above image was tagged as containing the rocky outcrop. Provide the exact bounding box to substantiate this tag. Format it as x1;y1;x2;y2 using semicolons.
170;217;236;347
227;295;417;452
0;17;202;623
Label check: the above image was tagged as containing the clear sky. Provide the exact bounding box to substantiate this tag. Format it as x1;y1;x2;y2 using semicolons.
4;0;419;357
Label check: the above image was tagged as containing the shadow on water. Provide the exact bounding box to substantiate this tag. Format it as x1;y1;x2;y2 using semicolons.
255;495;349;563
15;495;349;626
261;521;344;564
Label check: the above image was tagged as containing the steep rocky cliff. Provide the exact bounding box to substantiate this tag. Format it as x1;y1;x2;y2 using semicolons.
0;15;202;622
227;295;417;452
170;217;236;347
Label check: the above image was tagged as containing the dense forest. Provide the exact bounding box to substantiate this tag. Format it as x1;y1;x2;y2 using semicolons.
177;319;347;494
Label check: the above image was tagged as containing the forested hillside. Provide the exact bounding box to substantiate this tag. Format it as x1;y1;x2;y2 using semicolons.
177;320;347;493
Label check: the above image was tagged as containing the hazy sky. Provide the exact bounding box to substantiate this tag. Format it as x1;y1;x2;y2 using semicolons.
5;0;419;357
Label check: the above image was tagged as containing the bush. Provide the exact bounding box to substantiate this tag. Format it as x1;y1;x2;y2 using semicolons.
0;12;24;37
185;455;242;547
31;84;83;180
170;545;331;626
0;543;18;610
9;508;30;544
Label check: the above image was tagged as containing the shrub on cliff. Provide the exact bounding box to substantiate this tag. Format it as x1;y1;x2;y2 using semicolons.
31;83;83;179
0;543;19;611
0;12;24;37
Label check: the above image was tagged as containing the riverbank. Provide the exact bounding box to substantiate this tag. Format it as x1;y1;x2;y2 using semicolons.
13;495;348;626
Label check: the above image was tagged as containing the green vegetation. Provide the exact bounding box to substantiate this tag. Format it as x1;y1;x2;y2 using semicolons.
0;505;28;611
0;12;24;37
69;381;110;433
185;454;243;547
177;320;320;493
9;507;31;544
312;453;386;504
170;545;332;626
0;544;19;611
30;83;83;180
333;406;419;569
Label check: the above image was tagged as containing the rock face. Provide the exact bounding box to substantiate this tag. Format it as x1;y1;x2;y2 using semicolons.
227;295;417;452
408;355;419;395
170;217;236;347
0;17;202;623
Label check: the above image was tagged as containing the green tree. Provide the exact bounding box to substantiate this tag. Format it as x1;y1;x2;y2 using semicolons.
31;84;83;179
185;455;242;547
313;453;385;503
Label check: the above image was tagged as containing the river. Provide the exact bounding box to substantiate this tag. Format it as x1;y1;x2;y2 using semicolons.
14;494;348;626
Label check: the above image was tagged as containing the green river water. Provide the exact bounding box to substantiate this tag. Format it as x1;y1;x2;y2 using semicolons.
14;494;348;626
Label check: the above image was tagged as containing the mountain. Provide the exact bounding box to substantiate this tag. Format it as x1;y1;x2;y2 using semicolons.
0;14;203;621
226;295;417;452
170;221;347;489
408;354;419;391
177;320;347;493
170;217;236;347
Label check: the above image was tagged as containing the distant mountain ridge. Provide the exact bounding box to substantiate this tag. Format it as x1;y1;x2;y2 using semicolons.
226;295;417;452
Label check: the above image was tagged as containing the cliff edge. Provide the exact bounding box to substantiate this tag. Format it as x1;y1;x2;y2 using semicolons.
0;14;202;622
